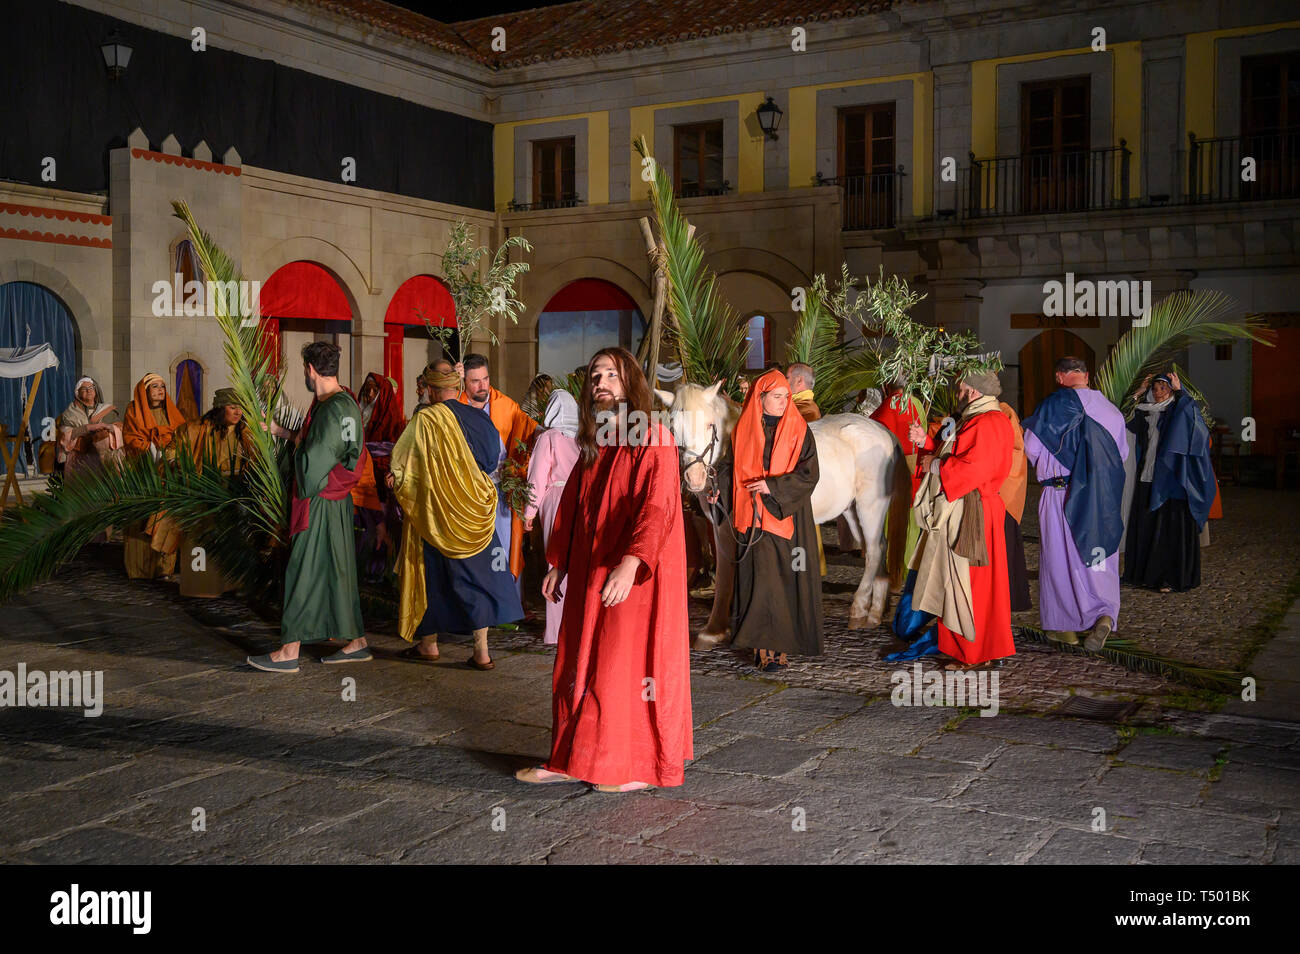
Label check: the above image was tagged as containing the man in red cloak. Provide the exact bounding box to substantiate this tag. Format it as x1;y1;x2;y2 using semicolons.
908;370;1015;670
516;346;693;793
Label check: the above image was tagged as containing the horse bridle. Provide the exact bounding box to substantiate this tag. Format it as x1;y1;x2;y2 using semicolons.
677;419;764;553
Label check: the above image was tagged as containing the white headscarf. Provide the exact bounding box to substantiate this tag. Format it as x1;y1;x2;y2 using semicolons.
543;388;579;440
1134;387;1174;483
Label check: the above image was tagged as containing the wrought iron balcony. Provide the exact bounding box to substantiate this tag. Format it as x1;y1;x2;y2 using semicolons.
506;194;583;212
816;167;906;230
1184;131;1300;203
676;180;732;198
954;142;1131;219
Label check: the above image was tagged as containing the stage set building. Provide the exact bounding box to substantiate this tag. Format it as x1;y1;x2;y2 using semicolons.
2;0;1298;474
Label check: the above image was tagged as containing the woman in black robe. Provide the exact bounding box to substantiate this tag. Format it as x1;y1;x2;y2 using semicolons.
721;369;823;672
1123;372;1214;593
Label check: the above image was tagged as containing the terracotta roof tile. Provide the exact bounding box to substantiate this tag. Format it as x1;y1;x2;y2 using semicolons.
290;0;903;68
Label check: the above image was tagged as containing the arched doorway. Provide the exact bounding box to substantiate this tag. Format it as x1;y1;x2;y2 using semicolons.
742;313;771;370
384;275;456;411
537;279;645;377
0;281;78;477
260;261;354;411
1020;329;1096;417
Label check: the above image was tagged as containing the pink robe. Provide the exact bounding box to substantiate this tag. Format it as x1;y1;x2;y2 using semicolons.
525;427;580;644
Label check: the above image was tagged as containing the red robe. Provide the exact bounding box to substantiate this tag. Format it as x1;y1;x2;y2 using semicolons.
925;409;1016;665
872;390;925;494
544;423;693;786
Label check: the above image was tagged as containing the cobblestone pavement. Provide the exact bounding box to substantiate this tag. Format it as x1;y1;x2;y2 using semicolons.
1;542;1298;864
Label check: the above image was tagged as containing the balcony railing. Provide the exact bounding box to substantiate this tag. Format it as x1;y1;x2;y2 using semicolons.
956;142;1131;219
1185;131;1300;203
676;180;732;198
816;167;906;229
506;194;583;211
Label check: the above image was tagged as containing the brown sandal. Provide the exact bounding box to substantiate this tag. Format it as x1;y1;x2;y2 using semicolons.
399;645;440;663
467;655;495;671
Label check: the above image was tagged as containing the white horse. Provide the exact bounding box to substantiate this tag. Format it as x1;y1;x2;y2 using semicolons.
657;381;911;650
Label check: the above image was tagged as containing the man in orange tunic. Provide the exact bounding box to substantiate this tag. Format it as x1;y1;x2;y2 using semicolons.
909;371;1015;670
516;347;693;792
457;353;537;580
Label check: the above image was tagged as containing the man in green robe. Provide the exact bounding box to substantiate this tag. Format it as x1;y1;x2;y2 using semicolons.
248;342;368;672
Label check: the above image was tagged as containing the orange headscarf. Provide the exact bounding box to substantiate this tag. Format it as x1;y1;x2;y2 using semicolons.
123;373;187;456
731;369;808;540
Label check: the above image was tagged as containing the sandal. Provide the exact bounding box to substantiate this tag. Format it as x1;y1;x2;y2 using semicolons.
594;781;656;793
399;645;440;663
467;654;495;671
515;766;580;785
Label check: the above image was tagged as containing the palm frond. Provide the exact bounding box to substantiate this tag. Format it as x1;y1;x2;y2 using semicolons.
0;447;273;603
1168;362;1218;429
0;203;296;604
634;136;747;390
172;200;289;540
1095;290;1273;416
1017;626;1246;692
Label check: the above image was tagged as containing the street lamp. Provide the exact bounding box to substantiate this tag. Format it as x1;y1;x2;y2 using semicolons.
756;96;783;141
101;32;133;80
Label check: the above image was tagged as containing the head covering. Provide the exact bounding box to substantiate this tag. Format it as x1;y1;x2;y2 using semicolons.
360;371;405;443
961;370;1002;397
731;369;808;540
423;369;461;391
71;376;105;410
123;372;186;455
212;387;240;409
1152;373;1173;388
542;388;579;439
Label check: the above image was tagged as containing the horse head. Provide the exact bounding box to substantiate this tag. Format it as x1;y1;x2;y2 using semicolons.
655;380;733;494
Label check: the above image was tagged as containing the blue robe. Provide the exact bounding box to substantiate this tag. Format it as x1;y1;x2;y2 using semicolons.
1134;392;1217;530
415;400;523;636
1022;387;1127;565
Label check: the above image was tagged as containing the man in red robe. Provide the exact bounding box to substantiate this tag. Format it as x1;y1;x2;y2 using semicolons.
457;353;537;579
908;370;1015;670
871;382;926;495
516;346;693;792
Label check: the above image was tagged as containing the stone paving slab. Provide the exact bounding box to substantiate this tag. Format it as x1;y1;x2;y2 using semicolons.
1;557;1297;863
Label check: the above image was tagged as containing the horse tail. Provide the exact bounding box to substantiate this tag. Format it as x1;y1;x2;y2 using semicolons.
885;438;911;589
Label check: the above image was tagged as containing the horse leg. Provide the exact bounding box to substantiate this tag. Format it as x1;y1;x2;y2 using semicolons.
849;495;891;629
694;499;734;649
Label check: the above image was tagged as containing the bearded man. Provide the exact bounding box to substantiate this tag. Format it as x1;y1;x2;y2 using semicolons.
907;370;1015;670
517;347;692;792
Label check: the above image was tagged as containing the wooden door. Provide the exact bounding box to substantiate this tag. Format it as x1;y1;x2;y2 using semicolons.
1019;329;1095;417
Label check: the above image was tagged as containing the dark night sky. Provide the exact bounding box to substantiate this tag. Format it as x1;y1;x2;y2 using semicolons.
386;0;577;22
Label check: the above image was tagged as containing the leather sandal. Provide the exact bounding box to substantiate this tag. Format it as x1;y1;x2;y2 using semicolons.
467;655;495;671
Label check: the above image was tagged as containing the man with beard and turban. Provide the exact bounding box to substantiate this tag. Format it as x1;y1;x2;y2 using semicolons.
1123;372;1216;593
458;353;538;583
357;372;405;579
122;372;187;580
721;368;823;672
1022;356;1128;649
388;368;522;668
178;388;257;598
524;388;580;645
907;370;1015;670
516;347;692;793
247;342;368;672
57;376;123;480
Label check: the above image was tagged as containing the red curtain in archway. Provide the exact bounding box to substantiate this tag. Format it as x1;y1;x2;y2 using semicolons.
383;276;456;406
258;261;353;377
